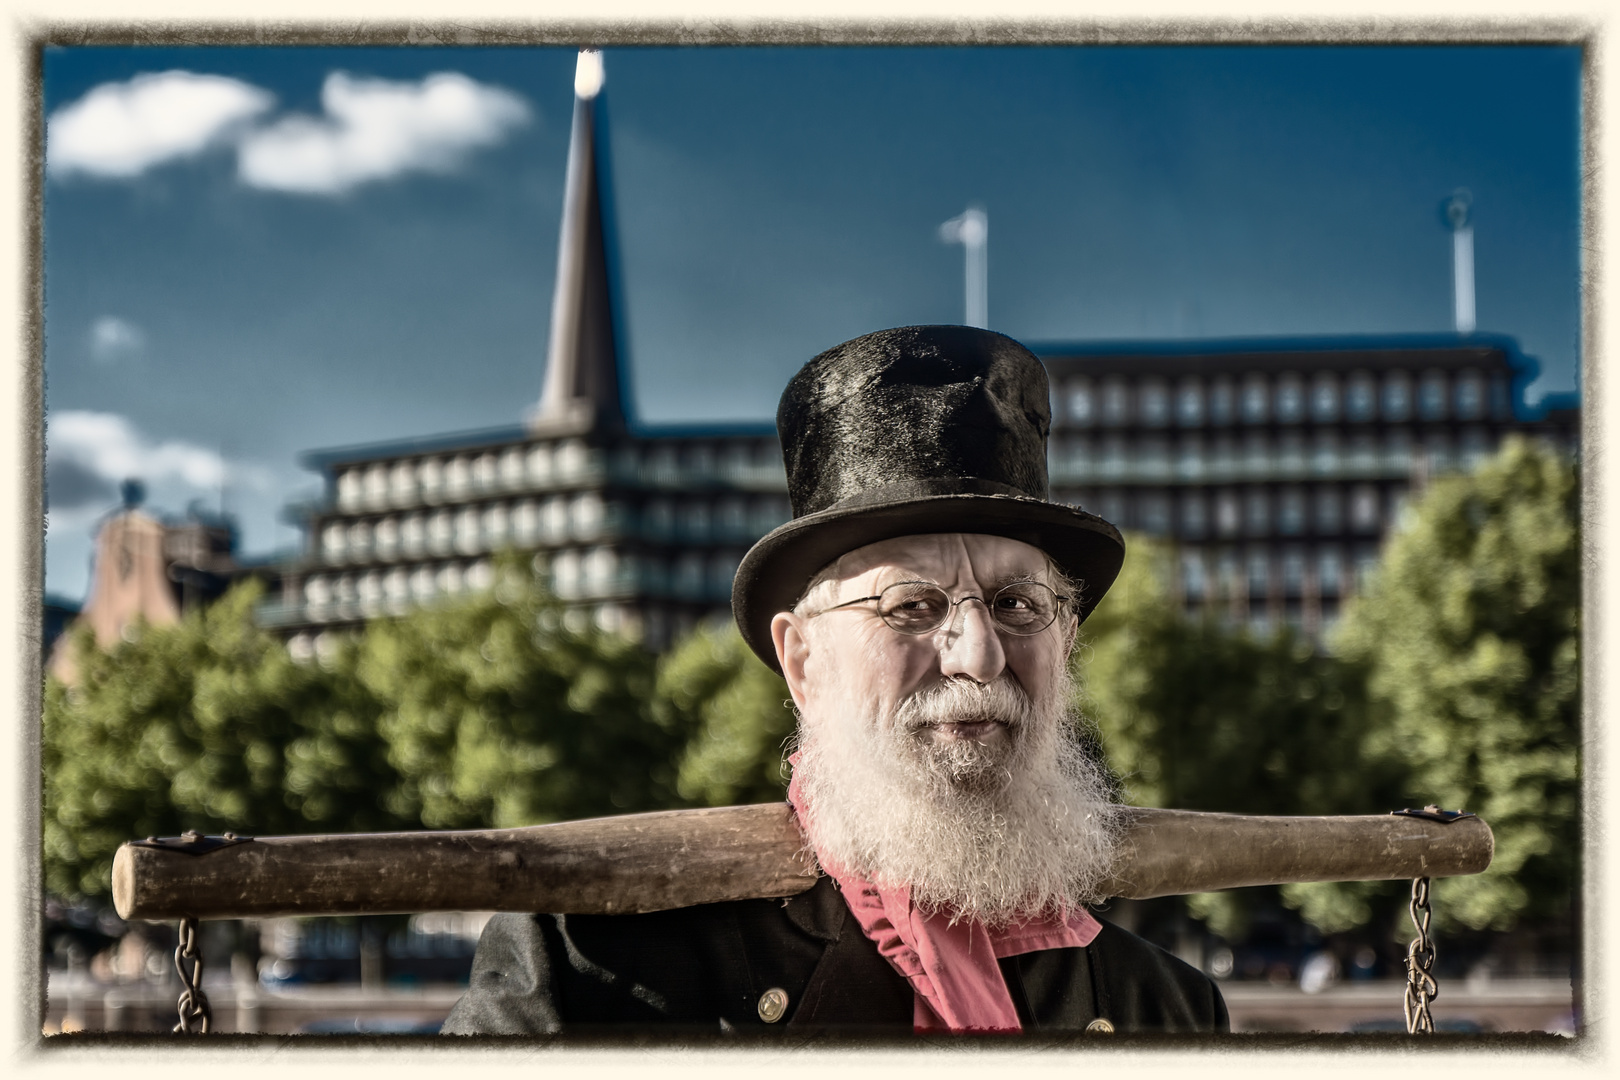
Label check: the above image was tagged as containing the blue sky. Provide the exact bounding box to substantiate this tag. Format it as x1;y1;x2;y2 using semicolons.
41;45;1583;601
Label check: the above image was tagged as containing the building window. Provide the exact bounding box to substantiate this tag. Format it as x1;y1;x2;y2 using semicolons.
1312;430;1340;476
1242;374;1269;424
552;549;581;599
1181;549;1207;599
1139;379;1169;427
1244;432;1270;479
401;514;426;556
1460;426;1491;469
499;447;526;490
429;510;455;554
679;500;711;542
1209;377;1236;425
1311;374;1341;422
1177;435;1204;482
646;444;679;485
527;444;554;486
1489;374;1511;419
374;516;399;560
1418;370;1449;421
1176;378;1204;426
721;442;752;480
358;571;384;616
467;559;494;593
1424;431;1452;473
1245;489;1271;536
1349;433;1379;474
305;574;331;609
1101;435;1128;480
337;470;363;512
384;567;409;610
1278;432;1307;476
1215;490;1241;537
418;458;444;502
1350;484;1381;533
1282;547;1306;597
512;499;539;544
1346;371;1377;422
1101;379;1130;427
363;465;389;509
584;546;618;595
1317;546;1343;596
483;503;509;548
672;552;705;599
1277;487;1306;536
1455;371;1486;420
1247;549;1270;598
347;521;373;561
322;523;347;563
472;454;500;493
572;492;606;540
710;551;743;601
1058;437;1092;482
1180;492;1208;538
1097;492;1128;529
1382;372;1412;421
1210;435;1237;480
1140;493;1171;536
541;496;569;544
1314;488;1343;534
751;496;790;536
643;498;674;540
1067;379;1095;427
1274;374;1305;424
409;564;436;602
716;497;749;540
390;461;417;506
1140;437;1171;481
442;457;471;500
454;507;481;554
684;443;715;480
555;439;588;480
1384;429;1412;472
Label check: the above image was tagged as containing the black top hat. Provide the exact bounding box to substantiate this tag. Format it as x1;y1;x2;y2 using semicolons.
732;325;1125;671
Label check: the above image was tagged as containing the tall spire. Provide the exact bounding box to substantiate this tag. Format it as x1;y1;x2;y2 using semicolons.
533;49;626;433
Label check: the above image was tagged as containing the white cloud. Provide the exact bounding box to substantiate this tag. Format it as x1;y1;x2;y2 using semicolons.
47;70;274;179
88;316;145;364
49;411;228;496
237;71;531;195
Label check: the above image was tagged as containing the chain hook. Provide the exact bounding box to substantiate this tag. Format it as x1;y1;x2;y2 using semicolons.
1403;876;1438;1034
172;914;212;1034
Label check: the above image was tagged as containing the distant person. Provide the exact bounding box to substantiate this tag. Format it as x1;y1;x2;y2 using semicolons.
444;326;1227;1034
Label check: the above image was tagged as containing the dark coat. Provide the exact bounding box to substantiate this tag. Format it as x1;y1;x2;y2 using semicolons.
441;877;1227;1036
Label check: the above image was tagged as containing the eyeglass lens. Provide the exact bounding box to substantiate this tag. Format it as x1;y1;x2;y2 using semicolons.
876;581;1061;636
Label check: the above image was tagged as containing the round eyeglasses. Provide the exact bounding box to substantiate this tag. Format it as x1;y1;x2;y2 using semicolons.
812;579;1071;637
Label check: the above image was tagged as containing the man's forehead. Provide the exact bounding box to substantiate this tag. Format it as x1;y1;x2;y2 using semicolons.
827;533;1053;585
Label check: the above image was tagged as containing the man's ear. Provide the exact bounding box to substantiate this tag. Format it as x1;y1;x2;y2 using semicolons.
773;612;813;712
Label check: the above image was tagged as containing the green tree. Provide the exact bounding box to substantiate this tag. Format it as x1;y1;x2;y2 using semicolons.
1304;436;1580;933
357;556;684;829
43;581;402;901
656;622;794;807
1077;536;1392;937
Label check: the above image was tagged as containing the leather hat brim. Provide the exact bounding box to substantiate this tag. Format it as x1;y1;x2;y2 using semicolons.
731;493;1126;673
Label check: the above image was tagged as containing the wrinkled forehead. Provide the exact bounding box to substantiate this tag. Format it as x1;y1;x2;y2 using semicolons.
823;533;1055;592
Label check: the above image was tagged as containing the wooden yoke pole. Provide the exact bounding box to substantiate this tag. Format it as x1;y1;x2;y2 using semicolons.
112;803;1493;922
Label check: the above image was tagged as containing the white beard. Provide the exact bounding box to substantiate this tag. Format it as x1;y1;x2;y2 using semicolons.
792;666;1121;928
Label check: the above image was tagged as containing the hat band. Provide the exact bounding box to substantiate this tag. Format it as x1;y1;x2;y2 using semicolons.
802;477;1038;517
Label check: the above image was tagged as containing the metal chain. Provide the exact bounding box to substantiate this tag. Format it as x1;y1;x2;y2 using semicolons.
1403;876;1438;1034
172;915;212;1035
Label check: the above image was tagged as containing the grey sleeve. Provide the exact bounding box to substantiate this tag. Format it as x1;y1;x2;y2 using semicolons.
440;913;563;1035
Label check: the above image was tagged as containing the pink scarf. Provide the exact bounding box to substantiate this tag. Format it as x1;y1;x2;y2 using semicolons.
787;756;1101;1033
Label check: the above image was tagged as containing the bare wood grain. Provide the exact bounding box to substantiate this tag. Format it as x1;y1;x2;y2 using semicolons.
113;803;1493;921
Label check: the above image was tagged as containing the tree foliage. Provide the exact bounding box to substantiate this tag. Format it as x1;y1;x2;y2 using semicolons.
1076;536;1390;938
1304;436;1580;933
656;622;794;807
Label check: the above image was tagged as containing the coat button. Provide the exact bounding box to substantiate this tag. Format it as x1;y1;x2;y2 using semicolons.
1086;1018;1115;1033
757;987;789;1023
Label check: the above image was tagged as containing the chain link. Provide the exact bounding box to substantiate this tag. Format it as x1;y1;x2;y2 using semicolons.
172;915;212;1035
1403;876;1437;1034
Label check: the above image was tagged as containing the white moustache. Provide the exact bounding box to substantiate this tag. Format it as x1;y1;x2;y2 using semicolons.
896;677;1034;733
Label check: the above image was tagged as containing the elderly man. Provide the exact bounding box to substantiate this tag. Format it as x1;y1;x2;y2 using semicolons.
442;326;1227;1036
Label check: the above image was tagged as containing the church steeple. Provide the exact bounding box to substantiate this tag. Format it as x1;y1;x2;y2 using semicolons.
532;49;626;434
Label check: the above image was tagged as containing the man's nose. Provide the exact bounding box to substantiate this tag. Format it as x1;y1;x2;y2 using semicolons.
935;597;1006;684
